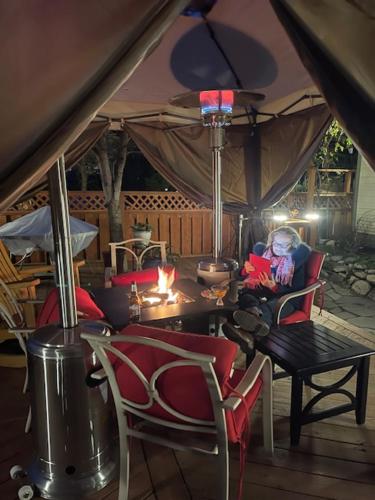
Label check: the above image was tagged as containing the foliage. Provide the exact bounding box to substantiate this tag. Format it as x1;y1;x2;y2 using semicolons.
292;120;357;194
131;222;152;232
69;131;174;192
313;120;355;170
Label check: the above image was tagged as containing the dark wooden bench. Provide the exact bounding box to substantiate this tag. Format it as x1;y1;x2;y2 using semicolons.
254;321;375;445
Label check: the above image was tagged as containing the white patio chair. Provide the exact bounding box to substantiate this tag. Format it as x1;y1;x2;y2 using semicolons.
82;324;273;500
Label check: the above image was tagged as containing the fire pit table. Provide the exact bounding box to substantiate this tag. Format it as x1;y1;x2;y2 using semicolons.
90;278;237;333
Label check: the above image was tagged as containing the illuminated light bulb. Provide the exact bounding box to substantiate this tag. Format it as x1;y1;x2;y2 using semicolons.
273;214;288;222
305;213;320;220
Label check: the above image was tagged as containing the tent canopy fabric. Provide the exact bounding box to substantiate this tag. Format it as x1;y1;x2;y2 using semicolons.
271;0;375;169
0;0;374;212
98;0;331;212
0;206;98;257
0;0;189;210
124;104;331;211
99;0;324;125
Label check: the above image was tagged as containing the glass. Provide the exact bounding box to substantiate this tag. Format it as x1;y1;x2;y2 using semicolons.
210;284;228;306
272;242;291;250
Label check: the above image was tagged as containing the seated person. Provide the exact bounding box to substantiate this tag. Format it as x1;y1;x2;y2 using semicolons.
225;226;311;338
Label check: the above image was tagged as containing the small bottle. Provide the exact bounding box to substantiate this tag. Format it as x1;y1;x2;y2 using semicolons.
129;281;141;322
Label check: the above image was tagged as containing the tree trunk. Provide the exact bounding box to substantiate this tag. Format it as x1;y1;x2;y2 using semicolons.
108;198;123;243
79;164;88;190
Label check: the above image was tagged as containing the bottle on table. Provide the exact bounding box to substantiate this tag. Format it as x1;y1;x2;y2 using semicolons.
129;281;141;322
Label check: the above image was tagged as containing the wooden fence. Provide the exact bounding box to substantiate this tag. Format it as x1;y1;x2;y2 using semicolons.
264;192;353;239
0;186;353;263
0;192;237;262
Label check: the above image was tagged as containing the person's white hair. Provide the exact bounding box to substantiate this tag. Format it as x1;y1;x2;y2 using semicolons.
267;226;302;249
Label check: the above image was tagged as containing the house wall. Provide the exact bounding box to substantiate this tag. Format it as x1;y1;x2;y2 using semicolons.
353;156;375;236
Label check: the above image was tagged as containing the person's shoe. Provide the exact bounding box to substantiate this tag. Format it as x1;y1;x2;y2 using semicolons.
221;322;254;352
233;310;270;337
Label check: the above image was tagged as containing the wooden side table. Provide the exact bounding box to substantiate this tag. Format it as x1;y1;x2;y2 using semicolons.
254;321;375;445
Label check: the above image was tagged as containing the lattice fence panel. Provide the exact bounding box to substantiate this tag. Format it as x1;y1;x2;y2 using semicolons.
272;193;353;210
123;192;209;211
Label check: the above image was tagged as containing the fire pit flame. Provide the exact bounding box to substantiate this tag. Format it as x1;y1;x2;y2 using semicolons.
155;266;178;303
141;266;180;306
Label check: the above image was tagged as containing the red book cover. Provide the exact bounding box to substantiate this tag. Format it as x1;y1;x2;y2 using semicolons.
248;253;271;278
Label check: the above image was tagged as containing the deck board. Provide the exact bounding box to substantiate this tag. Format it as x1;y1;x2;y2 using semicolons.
1;304;375;498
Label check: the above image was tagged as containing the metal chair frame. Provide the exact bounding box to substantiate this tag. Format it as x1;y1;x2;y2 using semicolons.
109;239;167;273
274;251;326;324
0;279;35;432
82;331;273;500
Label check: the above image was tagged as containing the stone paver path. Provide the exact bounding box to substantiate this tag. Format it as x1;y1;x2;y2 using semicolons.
324;280;375;333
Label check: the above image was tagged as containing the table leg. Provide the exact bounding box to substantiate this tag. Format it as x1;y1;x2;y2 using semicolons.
355;357;370;425
290;375;303;446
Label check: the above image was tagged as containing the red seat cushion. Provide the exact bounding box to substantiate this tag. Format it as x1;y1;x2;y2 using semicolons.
109;324;261;443
36;287;105;327
281;250;325;324
301;251;325;318
111;265;178;287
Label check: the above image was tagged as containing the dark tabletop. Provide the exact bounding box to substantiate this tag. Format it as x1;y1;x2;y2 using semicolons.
255;321;375;376
91;278;236;331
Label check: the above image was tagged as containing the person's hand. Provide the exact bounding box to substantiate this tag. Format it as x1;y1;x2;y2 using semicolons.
244;260;255;273
259;272;277;289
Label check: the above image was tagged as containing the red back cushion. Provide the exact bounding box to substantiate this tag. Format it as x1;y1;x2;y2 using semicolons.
111;265;178;287
110;324;262;442
301;250;325;317
37;287;105;327
280;310;309;325
109;325;239;426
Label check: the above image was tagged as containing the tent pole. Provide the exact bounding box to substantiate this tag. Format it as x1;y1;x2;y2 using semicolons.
47;156;77;328
210;127;224;260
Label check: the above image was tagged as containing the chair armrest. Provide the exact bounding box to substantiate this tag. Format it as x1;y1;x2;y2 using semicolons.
73;260;86;269
274;280;326;324
223;352;272;411
17;299;44;304
6;279;41;290
19;265;54;276
8;327;35;335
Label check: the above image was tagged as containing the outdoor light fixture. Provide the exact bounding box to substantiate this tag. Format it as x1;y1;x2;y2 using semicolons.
305;212;320;221
170;89;265;284
273;214;288;222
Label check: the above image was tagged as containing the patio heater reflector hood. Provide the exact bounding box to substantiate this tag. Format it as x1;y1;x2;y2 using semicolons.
170;89;265;283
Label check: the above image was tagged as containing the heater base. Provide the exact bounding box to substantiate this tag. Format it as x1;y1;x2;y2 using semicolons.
197;258;238;286
28;455;117;499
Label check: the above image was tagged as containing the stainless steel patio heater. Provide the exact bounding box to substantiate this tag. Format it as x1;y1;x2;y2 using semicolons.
14;158;117;500
170;89;264;285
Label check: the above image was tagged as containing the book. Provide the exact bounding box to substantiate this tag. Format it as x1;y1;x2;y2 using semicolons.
248;253;271;278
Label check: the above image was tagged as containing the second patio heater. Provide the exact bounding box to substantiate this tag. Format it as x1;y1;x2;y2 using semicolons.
170;89;265;285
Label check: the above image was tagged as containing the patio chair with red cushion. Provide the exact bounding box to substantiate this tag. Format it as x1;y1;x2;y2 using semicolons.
108;238;178;287
82;324;273;500
274;249;326;325
36;287;105;327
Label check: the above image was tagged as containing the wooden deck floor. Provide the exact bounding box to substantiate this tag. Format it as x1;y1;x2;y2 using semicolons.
1;307;375;499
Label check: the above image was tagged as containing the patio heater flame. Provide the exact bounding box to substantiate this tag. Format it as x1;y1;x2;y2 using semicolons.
170;89;265;285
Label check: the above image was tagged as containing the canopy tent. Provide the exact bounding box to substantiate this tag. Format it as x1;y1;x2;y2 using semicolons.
95;0;332;212
0;206;98;257
0;0;374;212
